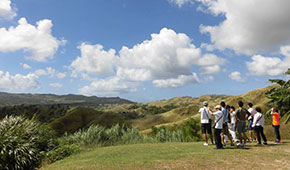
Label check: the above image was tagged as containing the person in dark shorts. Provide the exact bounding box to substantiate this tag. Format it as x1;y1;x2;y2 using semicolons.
199;101;214;146
235;101;251;147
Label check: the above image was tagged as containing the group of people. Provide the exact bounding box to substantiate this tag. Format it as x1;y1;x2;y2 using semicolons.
199;101;281;149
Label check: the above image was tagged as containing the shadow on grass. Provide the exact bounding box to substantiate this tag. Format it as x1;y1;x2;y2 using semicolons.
223;147;251;150
245;143;285;148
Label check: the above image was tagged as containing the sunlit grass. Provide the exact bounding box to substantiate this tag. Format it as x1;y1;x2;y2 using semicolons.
42;141;290;170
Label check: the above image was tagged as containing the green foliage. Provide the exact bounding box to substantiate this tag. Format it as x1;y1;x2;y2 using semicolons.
0;92;134;106
181;118;201;140
0;116;57;170
45;144;80;164
150;118;201;142
60;124;144;146
0;104;69;123
49;107;130;135
266;68;290;122
128;104;178;115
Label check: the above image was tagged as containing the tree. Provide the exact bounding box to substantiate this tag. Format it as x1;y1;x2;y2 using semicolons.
266;68;290;123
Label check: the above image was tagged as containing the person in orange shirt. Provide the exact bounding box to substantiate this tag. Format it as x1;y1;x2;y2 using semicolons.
271;108;281;144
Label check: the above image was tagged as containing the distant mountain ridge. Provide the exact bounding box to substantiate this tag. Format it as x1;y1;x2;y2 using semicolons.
0;92;134;106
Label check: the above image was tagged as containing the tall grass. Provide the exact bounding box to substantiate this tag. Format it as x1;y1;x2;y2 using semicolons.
61;118;201;147
60;124;145;146
0;116;56;170
44;119;201;164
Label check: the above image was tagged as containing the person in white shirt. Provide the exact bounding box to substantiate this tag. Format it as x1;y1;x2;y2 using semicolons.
252;107;267;145
199;101;214;146
209;105;224;149
247;103;257;141
228;106;239;142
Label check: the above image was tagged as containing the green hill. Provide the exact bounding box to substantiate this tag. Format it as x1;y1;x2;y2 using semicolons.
0;85;282;135
0;92;134;106
49;107;129;135
101;85;275;133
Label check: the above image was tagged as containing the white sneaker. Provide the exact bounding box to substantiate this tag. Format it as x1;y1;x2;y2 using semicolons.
237;143;242;147
203;143;209;146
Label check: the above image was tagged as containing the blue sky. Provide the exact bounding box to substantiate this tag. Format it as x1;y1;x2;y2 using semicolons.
0;0;289;102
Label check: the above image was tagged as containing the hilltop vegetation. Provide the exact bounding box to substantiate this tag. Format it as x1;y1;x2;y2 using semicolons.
0;92;134;106
100;85;275;132
0;84;284;135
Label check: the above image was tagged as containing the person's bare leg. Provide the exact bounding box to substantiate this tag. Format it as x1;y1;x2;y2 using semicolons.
254;130;257;141
210;134;214;144
239;133;243;144
221;134;225;144
249;130;253;141
227;131;233;144
203;134;208;143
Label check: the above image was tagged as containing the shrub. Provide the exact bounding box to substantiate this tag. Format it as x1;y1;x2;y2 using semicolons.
45;144;80;164
266;68;290;123
60;124;144;146
181;118;201;141
0;116;56;170
150;118;201;142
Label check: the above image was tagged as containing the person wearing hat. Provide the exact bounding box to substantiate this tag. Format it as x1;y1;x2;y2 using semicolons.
209;105;224;149
199;101;214;146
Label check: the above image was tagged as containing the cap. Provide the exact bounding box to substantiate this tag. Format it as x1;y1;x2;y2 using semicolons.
215;105;221;109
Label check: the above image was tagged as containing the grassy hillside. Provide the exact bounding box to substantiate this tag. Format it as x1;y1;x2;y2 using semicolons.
0;85;280;136
49;107;129;135
42;141;290;170
103;85;276;132
0;92;134;106
224;85;276;113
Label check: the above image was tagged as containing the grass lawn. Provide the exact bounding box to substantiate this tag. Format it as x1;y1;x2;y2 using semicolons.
42;141;290;170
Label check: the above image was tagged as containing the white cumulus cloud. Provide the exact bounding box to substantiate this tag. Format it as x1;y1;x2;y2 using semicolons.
56;72;66;79
79;77;138;96
200;65;220;74
153;73;199;88
198;53;226;66
34;67;66;79
168;0;194;7
0;70;39;91
118;28;202;80
70;43;117;77
73;28;226;95
0;0;16;19
20;63;31;69
116;68;152;82
246;45;290;76
49;83;62;88
198;0;290;55
0;18;65;61
229;71;246;82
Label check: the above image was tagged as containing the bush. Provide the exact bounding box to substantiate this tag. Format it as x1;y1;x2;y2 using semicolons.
181;118;201;141
45;144;80;164
150;118;201;142
60;124;144;146
0;116;56;170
